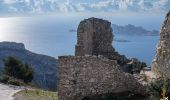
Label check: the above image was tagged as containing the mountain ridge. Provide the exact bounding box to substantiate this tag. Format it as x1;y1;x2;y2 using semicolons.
0;41;57;90
112;24;159;36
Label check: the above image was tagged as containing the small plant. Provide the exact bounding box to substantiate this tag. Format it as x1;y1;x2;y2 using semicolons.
7;78;25;86
36;90;40;95
14;89;57;100
151;65;169;100
161;77;167;99
160;76;169;100
141;67;148;82
24;88;28;93
154;66;168;100
0;74;10;83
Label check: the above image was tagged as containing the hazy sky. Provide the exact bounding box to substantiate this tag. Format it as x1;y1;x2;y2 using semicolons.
0;0;170;16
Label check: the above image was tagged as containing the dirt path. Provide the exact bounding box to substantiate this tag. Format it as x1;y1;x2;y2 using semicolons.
0;83;23;100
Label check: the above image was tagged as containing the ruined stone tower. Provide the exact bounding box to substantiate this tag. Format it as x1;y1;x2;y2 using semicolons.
75;17;115;56
75;18;146;73
152;11;170;78
58;18;148;100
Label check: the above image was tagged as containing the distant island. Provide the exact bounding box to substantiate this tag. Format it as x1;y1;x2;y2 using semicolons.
69;24;159;36
114;38;131;42
112;24;159;36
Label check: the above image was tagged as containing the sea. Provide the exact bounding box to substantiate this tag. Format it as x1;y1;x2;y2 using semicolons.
0;13;166;66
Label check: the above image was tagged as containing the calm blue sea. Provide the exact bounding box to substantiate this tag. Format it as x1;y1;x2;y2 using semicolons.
0;13;165;66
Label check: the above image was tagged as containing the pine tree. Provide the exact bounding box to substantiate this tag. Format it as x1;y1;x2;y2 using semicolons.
3;56;34;83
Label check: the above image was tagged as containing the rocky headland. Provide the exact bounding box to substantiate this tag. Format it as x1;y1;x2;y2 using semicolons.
0;42;57;90
112;24;159;36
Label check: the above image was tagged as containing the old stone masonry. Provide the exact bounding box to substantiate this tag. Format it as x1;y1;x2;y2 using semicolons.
58;18;148;100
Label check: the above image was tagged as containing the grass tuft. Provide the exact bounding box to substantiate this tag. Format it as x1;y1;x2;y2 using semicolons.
13;89;57;100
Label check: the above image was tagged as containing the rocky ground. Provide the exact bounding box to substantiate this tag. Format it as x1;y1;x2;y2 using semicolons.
13;88;57;100
0;83;23;100
0;83;57;100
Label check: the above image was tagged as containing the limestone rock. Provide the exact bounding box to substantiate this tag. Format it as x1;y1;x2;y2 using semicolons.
0;42;57;90
152;11;170;79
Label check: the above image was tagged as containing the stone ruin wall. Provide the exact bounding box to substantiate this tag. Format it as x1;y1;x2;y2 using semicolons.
58;17;147;100
75;18;146;73
75;18;115;57
58;56;146;100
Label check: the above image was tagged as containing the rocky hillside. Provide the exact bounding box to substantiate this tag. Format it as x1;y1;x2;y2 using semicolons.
152;11;170;78
0;42;57;90
112;24;159;36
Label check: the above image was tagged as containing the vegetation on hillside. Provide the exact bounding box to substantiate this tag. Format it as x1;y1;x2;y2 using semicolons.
0;56;34;86
13;89;57;100
4;56;34;83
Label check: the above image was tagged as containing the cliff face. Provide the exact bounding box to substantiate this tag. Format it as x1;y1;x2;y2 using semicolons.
152;11;170;78
0;42;57;90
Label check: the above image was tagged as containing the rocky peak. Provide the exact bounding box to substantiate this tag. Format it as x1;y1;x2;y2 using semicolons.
0;42;25;50
152;11;170;78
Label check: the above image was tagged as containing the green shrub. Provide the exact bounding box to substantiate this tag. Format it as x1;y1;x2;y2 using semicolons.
3;56;34;83
161;77;167;99
0;74;10;83
0;75;26;86
7;78;25;86
150;77;170;99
